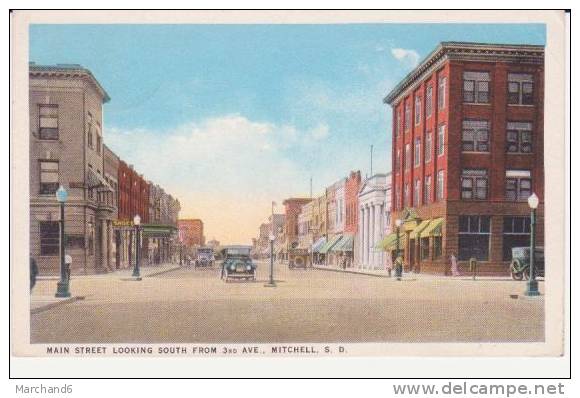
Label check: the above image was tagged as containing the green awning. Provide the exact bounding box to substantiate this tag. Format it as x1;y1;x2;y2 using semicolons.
380;232;407;251
422;217;444;237
312;237;327;253
332;234;354;252
141;224;177;237
376;233;396;250
319;235;343;254
410;219;431;239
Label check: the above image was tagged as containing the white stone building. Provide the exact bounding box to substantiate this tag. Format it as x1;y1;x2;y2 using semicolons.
357;173;392;270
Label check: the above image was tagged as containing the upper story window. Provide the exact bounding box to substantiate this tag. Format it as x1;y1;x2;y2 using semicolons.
396;109;402;137
395;149;401;173
405;143;411;170
414;138;421;167
438;76;447;110
404;102;411;131
39;105;59;140
39;160;59;195
437;124;445;157
404;183;410;207
413;178;421;206
414;96;422;125
508;73;534;105
461;169;488;200
87;125;94;149
424;175;431;205
463;71;490;103
462;120;489;152
506;121;533;153
96;134;102;155
506;170;532;201
425;132;432;163
426;85;433;118
436;169;445;201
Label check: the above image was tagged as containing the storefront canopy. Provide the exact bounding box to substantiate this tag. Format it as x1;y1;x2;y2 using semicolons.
410;219;431;239
319;235;343;254
378;232;407;251
421;217;444;237
141;224;177;238
332;234;354;252
312;237;327;253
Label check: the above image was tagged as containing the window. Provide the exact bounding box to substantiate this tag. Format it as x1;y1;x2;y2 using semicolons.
39;105;59;140
414;96;422;125
506;170;532;201
96;133;102;155
461;169;488;200
405;144;411;170
425;132;432;163
426;85;433;118
508;73;534;105
424;175;431;204
462;120;490;152
433;236;443;258
87;125;93;149
437;124;445;156
413;178;421;206
438;76;446;109
404;183;410;207
396;185;402;210
503;216;531;260
506;121;533;153
404;102;411;131
396;110;402;137
458;215;491;261
414;138;421;167
463;71;491;103
420;237;430;259
395;149;401;173
436;170;445;201
39;160;59;194
39;221;59;256
66;235;85;249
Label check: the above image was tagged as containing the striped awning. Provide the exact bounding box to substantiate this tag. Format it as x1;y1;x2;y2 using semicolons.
378;232;407;251
319;235;342;254
422;218;444;237
141;224;177;237
332;234;354;252
312;237;327;253
410;219;431;239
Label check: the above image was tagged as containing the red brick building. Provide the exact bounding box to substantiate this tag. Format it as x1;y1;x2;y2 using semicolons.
384;42;544;275
282;198;312;258
344;170;362;234
178;219;204;248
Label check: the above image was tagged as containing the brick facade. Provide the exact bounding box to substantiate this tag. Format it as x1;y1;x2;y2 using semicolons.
385;42;544;275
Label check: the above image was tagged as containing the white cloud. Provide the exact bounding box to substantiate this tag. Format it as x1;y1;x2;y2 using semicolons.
391;47;420;68
105;115;329;244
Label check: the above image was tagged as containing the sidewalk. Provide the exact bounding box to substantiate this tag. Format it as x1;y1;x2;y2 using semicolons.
30;295;84;314
312;264;514;281
36;262;182;281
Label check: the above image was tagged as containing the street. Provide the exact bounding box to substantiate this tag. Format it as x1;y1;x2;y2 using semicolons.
30;261;544;344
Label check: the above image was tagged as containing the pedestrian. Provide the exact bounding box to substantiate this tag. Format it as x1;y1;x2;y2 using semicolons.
450;252;460;276
30;257;38;292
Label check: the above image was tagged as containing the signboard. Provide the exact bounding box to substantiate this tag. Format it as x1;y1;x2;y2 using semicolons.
112;219;133;228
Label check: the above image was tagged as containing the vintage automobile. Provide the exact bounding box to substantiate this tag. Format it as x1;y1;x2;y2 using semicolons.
510;246;545;280
220;246;257;282
195;247;214;267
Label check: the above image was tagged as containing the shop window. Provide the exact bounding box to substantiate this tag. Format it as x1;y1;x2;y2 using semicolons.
463;71;490;103
462;120;490;152
433;236;442;259
458;215;491;261
421;237;430;259
39;160;59;195
461;169;488;200
39;221;59;256
38;104;59;140
502;216;531;260
506;122;533;153
508;73;534;105
505;170;532;201
66;235;85;249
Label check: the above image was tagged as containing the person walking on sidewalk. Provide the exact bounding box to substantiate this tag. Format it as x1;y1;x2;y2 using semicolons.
30;257;38;292
450;252;460;276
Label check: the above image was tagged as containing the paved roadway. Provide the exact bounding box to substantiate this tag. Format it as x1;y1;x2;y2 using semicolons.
30;261;544;343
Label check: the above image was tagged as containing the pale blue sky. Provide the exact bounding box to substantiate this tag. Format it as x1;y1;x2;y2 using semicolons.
30;24;546;243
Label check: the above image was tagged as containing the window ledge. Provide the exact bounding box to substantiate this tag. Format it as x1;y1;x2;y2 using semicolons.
507;104;535;107
506;152;534;155
462;151;491;154
463;102;491;106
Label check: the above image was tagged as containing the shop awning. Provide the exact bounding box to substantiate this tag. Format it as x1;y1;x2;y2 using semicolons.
312;237;327;253
333;234;354;252
376;233;396;251
319;235;342;254
421;217;444;237
379;232;407;251
87;168;113;191
410;219;431;239
141;224;177;237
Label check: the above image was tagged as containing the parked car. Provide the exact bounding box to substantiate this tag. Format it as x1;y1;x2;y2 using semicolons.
220;246;256;282
510;246;544;280
195;247;215;267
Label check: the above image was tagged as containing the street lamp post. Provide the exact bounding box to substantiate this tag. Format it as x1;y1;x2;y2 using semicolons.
132;214;142;280
265;201;277;287
525;193;540;296
395;218;403;281
55;185;71;298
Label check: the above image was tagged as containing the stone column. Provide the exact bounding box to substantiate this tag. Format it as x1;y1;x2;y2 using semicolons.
365;205;371;268
358;207;364;268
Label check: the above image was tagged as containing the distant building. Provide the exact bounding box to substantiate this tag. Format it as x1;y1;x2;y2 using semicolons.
281;198;312;260
29;63;114;275
178;219;204;249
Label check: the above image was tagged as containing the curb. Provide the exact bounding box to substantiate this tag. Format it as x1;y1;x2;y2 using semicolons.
143;266;182;278
312;266;392;278
30;296;85;315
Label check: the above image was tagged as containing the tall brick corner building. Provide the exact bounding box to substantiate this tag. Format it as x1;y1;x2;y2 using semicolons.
384;42;544;275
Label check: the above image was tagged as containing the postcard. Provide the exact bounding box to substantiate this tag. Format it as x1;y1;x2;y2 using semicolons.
10;10;569;378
